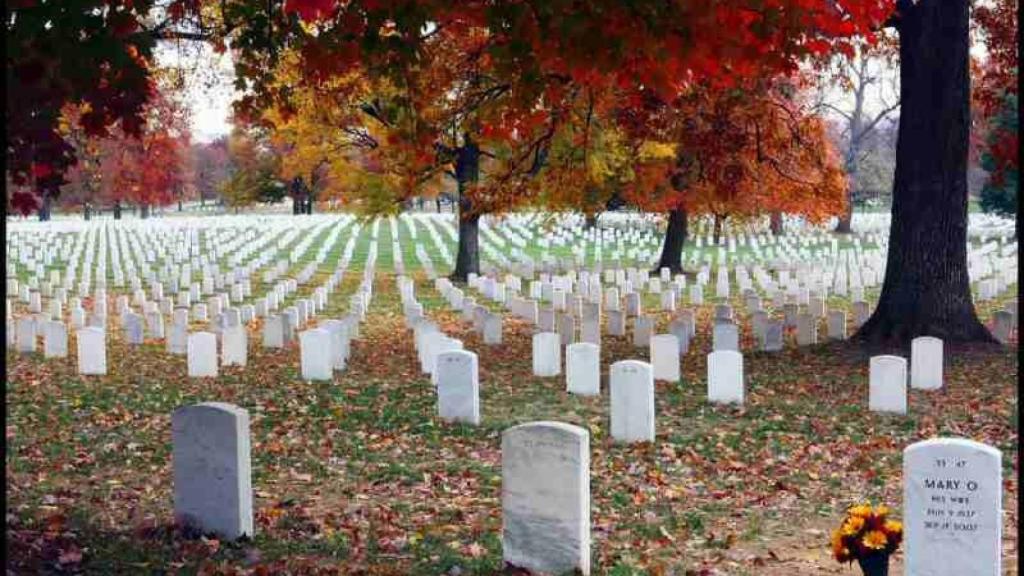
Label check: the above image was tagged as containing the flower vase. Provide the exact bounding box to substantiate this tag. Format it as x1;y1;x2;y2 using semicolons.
857;553;889;576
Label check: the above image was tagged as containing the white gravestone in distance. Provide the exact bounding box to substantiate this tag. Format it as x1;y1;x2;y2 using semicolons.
300;329;333;381
502;421;590;576
712;322;739;352
172;402;253;541
649;334;680;381
903;438;1002;576
435;350;480;425
707;350;744;405
532;332;561;377
566;342;600;396
869;355;907;414
43;321;68;359
187;332;219;378
77;327;107;375
911;336;943;390
609;360;655;443
221;325;248;367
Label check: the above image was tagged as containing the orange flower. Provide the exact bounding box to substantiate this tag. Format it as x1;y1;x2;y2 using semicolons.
883;519;903;537
842;516;866;536
862;530;889;550
848;503;872;519
874;505;890;519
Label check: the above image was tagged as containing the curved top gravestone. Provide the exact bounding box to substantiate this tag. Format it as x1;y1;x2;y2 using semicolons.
903;438;1002;576
502;421;590;576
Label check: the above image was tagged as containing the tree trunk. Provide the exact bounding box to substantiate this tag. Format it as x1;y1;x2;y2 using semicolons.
140;204;150;219
770;211;784;235
37;194;51;221
855;0;994;345
584;213;598;229
713;214;724;245
835;138;858;233
451;134;482;283
178;200;183;211
436;198;442;213
83;203;91;221
200;196;206;207
654;206;688;274
113;201;122;220
292;197;301;214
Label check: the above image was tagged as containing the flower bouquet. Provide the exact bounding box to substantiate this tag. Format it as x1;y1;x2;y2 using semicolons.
831;502;903;576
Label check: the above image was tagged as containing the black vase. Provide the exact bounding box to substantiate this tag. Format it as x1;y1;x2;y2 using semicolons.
858;553;889;576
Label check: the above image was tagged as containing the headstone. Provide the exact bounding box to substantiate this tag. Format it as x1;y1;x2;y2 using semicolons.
869;355;907;414
435;350;480;425
172;402;253;540
483;314;503;345
903;438;1002;576
77;327;107;375
566;342;600;396
532;332;561;377
853;301;870;327
609;360;655;443
827;310;846;340
668;317;691;355
650;334;680;381
501;422;590;576
124;312;145;345
262;315;285;348
991;310;1013;344
707;350;744;405
221;326;248;367
43;321;68;358
16;317;36;353
712;322;739;352
631;316;653;348
606;310;626;336
796;313;818;346
910;336;943;390
558;313;576;346
188;332;218;377
762;319;784;352
300;329;333;381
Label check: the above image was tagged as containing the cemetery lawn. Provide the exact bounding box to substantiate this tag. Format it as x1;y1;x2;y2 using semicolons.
6;267;1018;575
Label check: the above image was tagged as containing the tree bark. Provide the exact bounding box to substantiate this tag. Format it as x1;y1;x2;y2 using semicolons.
855;0;994;345
113;201;122;220
713;214;724;245
770;211;784;235
178;200;183;211
436;197;442;213
584;213;599;229
140;204;150;219
451;134;482;283
654;206;688;274
83;203;91;221
37;194;51;221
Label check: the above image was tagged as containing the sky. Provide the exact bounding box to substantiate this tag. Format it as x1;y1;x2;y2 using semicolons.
155;41;237;143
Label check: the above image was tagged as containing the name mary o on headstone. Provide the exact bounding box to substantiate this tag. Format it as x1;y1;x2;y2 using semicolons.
502;421;590;576
903;438;1002;576
172;402;253;541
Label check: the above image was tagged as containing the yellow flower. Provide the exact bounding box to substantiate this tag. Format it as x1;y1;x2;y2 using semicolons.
884;520;903;536
842;516;866;536
848;503;873;518
873;505;890;519
862;530;889;550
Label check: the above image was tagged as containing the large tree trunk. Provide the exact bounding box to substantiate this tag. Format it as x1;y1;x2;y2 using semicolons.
140;204;150;219
654;206;688;274
113;201;122;220
770;211;784;235
451;135;482;283
855;0;993;345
